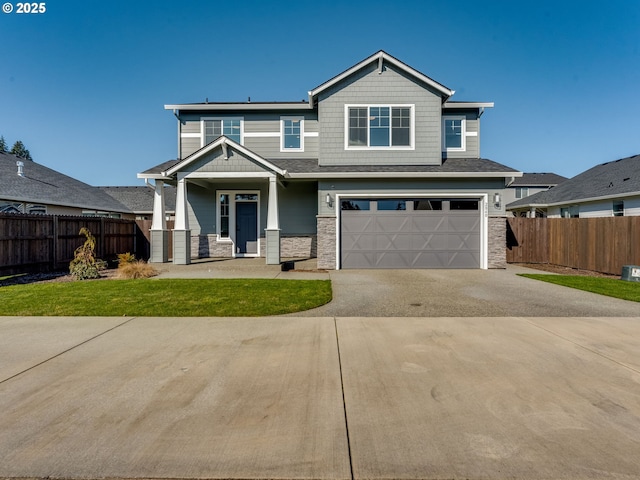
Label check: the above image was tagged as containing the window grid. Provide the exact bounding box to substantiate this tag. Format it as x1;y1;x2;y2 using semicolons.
347;105;412;148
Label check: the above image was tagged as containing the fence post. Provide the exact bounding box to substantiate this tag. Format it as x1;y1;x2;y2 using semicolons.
52;215;58;270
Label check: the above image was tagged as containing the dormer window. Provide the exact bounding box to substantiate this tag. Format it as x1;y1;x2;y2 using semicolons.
345;105;413;149
203;118;243;145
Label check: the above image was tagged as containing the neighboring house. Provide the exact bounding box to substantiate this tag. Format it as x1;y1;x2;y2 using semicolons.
503;173;567;214
99;186;176;221
139;50;522;269
0;151;131;217
507;154;640;218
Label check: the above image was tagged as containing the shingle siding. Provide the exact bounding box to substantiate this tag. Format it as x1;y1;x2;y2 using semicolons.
317;62;443;166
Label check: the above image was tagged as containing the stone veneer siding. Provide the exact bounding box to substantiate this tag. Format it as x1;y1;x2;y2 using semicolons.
316;215;336;270
488;216;506;269
192;234;317;259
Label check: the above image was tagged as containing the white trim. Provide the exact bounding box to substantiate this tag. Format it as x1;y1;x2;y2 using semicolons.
290;171;522;179
442;115;466;152
280;116;305;153
216;189;261;258
334;192;488;270
166;103;312;111
184;171;276;179
344;104;415;150
201;117;244;147
304;131;319;137
465;131;478;137
443;102;494;109
310;51;454;100
180;132;201;138
243;132;280;138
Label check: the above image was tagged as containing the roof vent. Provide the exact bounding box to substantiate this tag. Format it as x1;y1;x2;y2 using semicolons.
16;160;24;177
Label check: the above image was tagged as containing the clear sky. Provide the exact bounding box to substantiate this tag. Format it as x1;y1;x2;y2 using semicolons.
1;0;638;186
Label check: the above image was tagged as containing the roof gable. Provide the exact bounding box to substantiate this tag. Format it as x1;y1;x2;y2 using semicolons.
164;137;286;177
309;50;454;104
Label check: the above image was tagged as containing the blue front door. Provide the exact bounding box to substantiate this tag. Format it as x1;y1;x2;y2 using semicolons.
236;202;258;254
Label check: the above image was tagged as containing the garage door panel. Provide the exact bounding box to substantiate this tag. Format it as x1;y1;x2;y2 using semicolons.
341;198;481;269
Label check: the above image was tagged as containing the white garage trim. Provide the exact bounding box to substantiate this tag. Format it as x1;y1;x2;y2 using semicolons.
334;193;488;270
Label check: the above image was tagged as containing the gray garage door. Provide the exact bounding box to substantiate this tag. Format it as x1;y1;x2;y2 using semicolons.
340;198;481;269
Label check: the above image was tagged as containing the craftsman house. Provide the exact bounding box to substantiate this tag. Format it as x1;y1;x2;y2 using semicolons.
139;51;521;269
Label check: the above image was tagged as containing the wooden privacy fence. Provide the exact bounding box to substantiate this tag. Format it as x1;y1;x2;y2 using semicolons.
0;213;141;275
507;217;640;275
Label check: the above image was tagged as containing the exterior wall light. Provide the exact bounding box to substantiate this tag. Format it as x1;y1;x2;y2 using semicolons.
325;193;333;207
493;192;501;207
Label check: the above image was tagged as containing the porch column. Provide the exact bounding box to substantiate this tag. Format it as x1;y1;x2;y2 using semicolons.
529;207;536;218
173;175;191;264
149;180;169;263
265;176;280;264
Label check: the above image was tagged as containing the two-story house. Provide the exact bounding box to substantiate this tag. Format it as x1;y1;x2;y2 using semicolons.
138;51;521;269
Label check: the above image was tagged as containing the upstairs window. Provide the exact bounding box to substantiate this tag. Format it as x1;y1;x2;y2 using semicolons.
515;187;529;199
346;105;413;149
443;116;465;151
204;118;242;145
281;117;304;151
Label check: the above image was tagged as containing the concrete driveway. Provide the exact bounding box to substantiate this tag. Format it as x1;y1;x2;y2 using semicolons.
2;314;640;479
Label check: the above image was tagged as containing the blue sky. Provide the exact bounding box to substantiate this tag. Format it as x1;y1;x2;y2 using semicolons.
1;0;638;186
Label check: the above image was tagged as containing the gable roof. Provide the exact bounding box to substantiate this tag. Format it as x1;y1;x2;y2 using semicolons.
510;173;568;187
99;186;177;214
309;50;454;103
0;152;131;213
140;136;287;179
507;154;640;209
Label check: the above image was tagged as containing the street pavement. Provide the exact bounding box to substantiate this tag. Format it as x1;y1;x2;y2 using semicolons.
2;314;640;479
1;263;640;479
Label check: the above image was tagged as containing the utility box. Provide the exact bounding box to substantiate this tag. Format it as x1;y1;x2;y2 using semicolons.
621;265;640;282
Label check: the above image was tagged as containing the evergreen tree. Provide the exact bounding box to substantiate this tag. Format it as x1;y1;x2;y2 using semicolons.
0;135;7;153
10;140;32;161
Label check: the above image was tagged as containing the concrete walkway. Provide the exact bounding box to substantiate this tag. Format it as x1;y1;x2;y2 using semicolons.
2;314;640;479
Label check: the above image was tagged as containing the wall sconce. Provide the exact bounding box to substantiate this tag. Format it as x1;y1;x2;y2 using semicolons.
493;192;501;207
325;193;333;207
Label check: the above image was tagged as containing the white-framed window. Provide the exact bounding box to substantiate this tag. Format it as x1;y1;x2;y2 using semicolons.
202;117;243;146
345;105;413;149
281;116;304;151
613;200;624;217
442;116;466;151
515;187;529;199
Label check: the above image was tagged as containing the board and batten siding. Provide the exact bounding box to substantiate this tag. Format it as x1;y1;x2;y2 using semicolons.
317;62;443;166
179;112;318;159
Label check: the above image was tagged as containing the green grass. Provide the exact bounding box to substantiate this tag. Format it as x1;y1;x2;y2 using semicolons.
0;279;332;316
519;274;640;302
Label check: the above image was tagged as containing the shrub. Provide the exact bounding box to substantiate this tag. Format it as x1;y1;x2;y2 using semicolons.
117;260;158;279
117;252;136;266
69;228;107;280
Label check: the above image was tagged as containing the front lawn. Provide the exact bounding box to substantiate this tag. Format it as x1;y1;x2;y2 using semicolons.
518;274;640;302
0;279;332;316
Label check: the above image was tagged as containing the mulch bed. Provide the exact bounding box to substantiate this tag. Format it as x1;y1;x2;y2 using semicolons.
0;269;119;286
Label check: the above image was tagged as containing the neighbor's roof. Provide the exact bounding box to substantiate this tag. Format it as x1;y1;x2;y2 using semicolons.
99;186;176;213
507;154;640;209
510;172;568;187
0;152;131;213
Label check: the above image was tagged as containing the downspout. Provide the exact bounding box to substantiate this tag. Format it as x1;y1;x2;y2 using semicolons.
173;109;181;160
